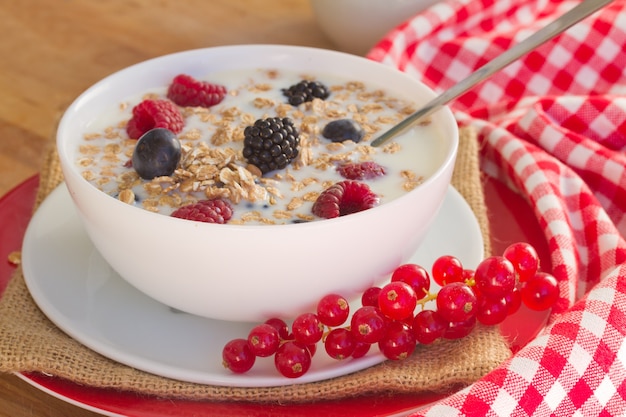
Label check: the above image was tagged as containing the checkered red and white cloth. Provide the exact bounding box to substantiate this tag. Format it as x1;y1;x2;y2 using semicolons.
369;0;626;415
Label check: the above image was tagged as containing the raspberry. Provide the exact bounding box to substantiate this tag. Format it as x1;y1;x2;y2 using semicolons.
167;74;227;108
282;80;330;106
171;199;233;224
126;99;184;139
337;161;386;180
312;180;379;219
242;117;300;174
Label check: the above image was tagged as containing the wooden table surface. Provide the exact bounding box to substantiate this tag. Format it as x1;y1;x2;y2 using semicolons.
0;1;336;415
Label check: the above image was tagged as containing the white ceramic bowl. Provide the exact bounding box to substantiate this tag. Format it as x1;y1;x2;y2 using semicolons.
56;45;458;322
310;0;442;55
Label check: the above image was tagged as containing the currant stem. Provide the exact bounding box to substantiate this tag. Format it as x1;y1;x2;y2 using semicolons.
416;291;438;309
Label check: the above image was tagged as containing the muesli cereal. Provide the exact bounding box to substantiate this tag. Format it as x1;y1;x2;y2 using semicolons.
77;68;446;224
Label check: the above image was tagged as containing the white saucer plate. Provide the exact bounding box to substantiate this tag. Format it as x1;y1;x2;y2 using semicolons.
21;184;483;388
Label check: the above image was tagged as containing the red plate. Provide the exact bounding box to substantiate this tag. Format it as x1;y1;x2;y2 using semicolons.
0;176;549;416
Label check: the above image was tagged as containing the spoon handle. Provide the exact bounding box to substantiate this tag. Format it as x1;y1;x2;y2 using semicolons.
371;0;615;147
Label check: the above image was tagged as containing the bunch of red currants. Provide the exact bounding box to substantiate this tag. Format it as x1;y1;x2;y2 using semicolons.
222;242;559;378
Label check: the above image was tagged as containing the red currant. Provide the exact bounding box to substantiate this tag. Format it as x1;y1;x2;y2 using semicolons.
470;282;482;299
264;317;291;340
412;309;447;344
504;287;522;316
222;338;255;373
444;316;476;340
221;242;546;379
350;306;388;344
462;268;475;283
274;341;311;378
351;341;371;359
378;281;418;321
436;282;477;323
378;321;416;360
361;286;381;307
474;256;516;297
432;255;464;286
247;323;280;357
521;271;559;311
317;293;350;327
391;263;430;299
503;242;539;282
324;327;356;360
306;343;317;358
292;312;324;345
476;295;508;326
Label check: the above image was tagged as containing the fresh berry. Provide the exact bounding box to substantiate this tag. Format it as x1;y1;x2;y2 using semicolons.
126;99;184;139
520;271;559;311
474;256;516;297
378;321;416;361
166;74;227;108
305;343;317;358
264;317;291;340
247;323;280;357
324;328;356;360
317;294;350;327
503;242;540;282
463;268;475;282
336;161;386;180
221;242;559;379
222;338;255;373
282;80;330;105
444;316;477;340
378;281;417;321
242;117;300;174
274;341;311;378
412;310;447;344
171;199;233;224
436;282;478;323
476;295;509;326
431;255;464;286
322;119;365;143
131;128;181;179
504;287;522;316
311;180;379;219
350;306;387;344
291;312;324;345
361;286;382;307
351;341;371;359
391;263;430;300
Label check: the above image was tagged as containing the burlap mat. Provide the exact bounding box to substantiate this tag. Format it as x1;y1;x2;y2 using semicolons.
0;126;509;403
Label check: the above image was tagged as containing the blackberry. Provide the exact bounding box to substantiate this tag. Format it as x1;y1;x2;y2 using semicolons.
282;80;330;106
243;117;300;174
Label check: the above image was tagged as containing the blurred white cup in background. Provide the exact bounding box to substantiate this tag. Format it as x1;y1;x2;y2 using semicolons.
310;0;441;55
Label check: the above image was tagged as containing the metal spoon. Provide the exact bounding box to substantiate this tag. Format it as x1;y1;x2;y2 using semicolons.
371;0;614;147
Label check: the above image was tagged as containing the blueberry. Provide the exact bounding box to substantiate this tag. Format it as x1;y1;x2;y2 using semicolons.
131;128;181;179
322;119;365;143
